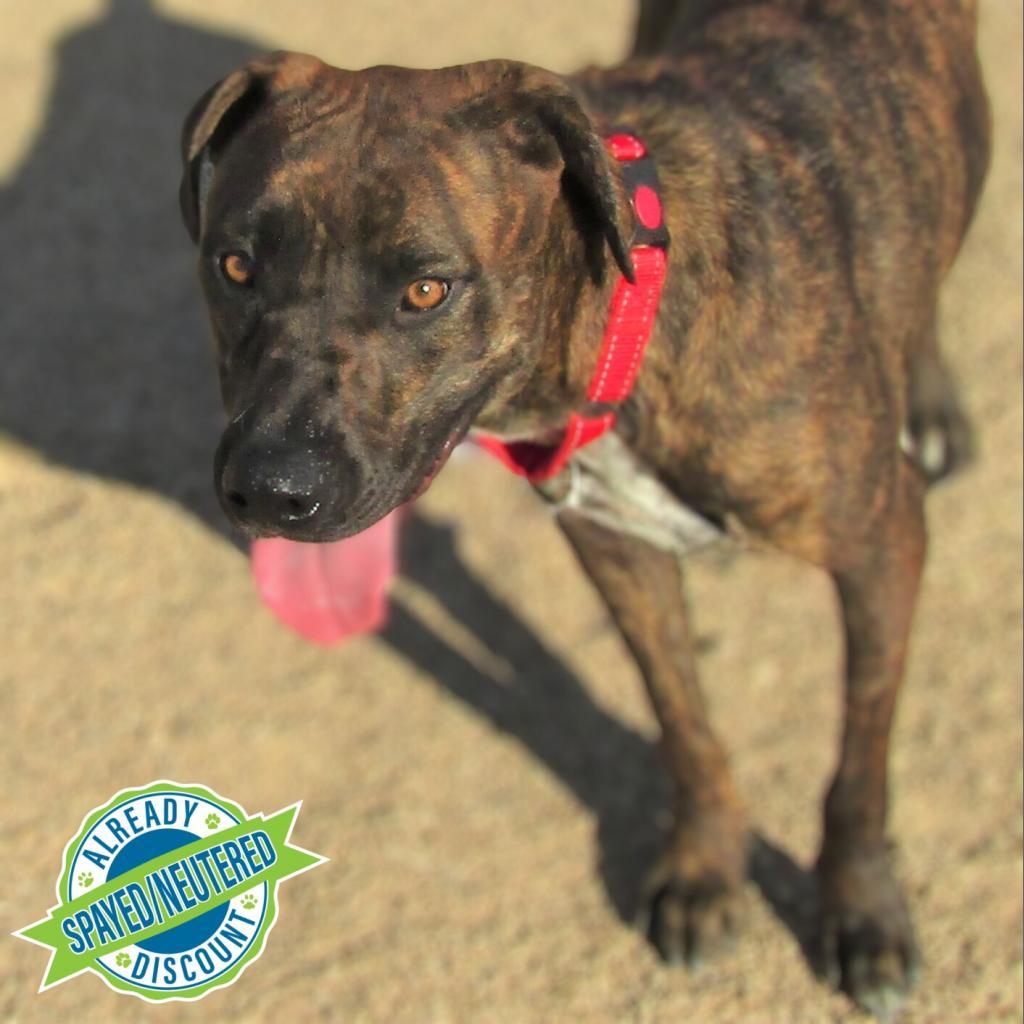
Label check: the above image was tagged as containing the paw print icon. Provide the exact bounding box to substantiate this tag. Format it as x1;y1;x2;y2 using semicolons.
240;893;259;911
205;813;221;830
115;952;132;968
77;871;93;888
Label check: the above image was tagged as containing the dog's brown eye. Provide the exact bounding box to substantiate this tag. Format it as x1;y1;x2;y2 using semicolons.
402;278;449;311
220;252;253;286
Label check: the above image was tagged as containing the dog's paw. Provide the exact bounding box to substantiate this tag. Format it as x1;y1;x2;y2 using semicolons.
639;869;745;969
637;814;749;969
818;847;920;1020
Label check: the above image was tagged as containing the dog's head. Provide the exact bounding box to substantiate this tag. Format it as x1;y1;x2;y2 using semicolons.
181;52;631;540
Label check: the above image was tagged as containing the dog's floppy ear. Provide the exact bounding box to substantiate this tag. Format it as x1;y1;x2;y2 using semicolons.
474;63;632;282
527;84;635;282
180;52;329;243
179;67;259;244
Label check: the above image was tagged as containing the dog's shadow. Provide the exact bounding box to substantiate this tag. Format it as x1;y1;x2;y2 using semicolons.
0;0;253;538
393;516;823;963
0;0;821;971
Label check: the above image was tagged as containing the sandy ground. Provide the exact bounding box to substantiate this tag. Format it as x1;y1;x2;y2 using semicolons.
1;2;1020;1021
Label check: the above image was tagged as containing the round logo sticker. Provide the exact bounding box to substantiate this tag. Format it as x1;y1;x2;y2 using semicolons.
16;781;325;1001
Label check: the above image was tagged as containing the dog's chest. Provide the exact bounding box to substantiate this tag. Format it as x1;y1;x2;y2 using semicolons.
537;432;723;555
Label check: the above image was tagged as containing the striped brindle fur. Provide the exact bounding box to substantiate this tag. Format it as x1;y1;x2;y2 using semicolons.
180;1;990;1014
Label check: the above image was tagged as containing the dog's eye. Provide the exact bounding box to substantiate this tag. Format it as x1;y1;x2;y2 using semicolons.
220;252;254;286
402;278;449;312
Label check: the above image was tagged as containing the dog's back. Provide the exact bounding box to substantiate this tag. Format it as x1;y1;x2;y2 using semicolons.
631;0;990;267
572;0;990;492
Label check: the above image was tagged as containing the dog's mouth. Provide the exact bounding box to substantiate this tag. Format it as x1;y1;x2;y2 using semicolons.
407;421;471;502
247;414;474;647
320;412;474;540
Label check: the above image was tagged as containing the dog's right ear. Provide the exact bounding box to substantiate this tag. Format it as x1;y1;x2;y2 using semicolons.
179;68;259;244
180;52;332;243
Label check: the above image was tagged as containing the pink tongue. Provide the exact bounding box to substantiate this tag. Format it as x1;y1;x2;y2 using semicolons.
250;508;400;646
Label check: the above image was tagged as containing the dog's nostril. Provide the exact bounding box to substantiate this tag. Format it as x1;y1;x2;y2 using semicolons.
281;494;319;520
227;490;248;510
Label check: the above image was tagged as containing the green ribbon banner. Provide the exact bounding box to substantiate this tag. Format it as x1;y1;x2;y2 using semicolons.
18;804;323;989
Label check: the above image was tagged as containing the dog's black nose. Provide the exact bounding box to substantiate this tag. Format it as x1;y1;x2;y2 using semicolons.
216;440;342;535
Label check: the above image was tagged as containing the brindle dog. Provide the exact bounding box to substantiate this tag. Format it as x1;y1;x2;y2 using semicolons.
180;0;989;1014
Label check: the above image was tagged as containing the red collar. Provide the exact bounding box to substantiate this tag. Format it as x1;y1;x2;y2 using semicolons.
475;133;669;482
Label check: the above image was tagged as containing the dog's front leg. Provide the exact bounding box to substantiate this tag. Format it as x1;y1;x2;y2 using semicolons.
558;509;748;968
819;458;926;1015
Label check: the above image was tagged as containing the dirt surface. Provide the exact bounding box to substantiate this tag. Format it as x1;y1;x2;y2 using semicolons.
1;2;1020;1021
